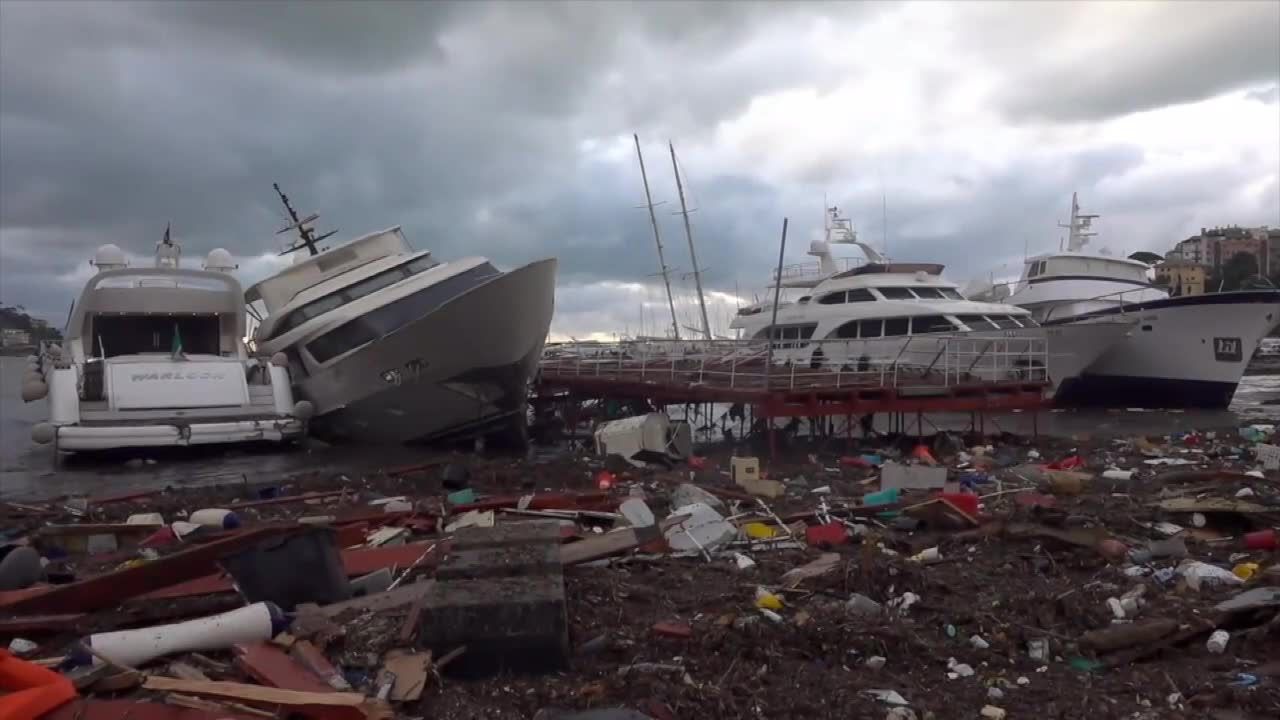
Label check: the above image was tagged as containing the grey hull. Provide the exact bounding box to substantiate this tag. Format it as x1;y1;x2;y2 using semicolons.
300;259;556;444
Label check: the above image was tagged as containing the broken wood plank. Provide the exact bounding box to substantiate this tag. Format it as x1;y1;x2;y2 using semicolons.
44;698;262;720
168;660;211;682
233;641;333;693
291;640;352;691
2;526;291;615
142;676;392;720
143;541;443;600
0;613;85;635
318;580;435;618
226;490;350;511
397;593;426;645
167;694;276;719
560;525;661;566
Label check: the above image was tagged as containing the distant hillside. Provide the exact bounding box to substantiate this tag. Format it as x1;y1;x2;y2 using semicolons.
0;304;62;343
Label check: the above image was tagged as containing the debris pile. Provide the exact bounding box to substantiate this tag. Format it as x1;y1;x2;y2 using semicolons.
2;422;1279;719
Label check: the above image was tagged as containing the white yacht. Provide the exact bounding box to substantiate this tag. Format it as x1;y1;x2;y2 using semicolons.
730;206;1133;391
24;235;310;452
247;186;556;445
993;193;1280;408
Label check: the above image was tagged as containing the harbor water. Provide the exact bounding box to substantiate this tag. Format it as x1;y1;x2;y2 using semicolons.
3;355;1278;502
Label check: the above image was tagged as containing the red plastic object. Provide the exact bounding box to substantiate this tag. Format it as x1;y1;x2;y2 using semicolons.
652;621;693;639
839;456;870;468
937;492;979;517
139;525;178;548
1243;529;1277;550
805;522;849;548
595;471;616;490
1047;455;1083;471
0;648;78;719
688;456;708;470
911;444;938;465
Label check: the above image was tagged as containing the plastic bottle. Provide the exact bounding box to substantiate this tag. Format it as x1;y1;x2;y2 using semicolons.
1206;630;1230;654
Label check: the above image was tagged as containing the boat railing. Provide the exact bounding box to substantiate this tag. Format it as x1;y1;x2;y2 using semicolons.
539;334;1049;394
773;257;862;283
1041;286;1157;324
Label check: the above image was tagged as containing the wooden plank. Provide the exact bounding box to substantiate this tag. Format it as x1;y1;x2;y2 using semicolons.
142;676;392;720
141;541;442;600
233;641;333;693
226;490;349;511
44;699;261;720
1;526;291;615
560;525;661;566
319;581;435;618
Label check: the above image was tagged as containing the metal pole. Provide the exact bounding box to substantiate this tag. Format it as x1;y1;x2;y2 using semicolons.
669;141;712;340
634;134;680;340
764;218;789;386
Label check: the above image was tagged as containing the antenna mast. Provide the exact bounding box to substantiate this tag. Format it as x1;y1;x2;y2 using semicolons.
634;135;680;340
669;141;712;340
273;183;337;257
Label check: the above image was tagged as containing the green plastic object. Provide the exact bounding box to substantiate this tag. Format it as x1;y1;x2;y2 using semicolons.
447;488;476;505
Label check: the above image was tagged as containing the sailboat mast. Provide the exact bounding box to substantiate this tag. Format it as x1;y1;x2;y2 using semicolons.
634;134;680;340
669;141;712;340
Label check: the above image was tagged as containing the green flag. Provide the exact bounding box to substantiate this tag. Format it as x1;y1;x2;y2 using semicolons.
171;323;186;360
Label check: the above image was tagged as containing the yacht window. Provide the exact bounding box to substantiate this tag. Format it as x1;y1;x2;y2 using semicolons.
957;314;997;331
93;315;223;357
912;288;947;299
878;287;915;300
818;292;845;305
989;315;1021;329
911;315;954;334
268;253;443;340
859;318;882;338
306;263;500;364
883;317;910;337
939;288;965;300
845;288;875;302
798;296;811;303
834;320;859;339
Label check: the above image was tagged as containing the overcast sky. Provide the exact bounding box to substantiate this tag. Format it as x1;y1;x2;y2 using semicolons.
1;0;1277;339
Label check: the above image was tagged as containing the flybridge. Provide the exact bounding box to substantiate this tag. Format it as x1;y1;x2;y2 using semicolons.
833;263;946;278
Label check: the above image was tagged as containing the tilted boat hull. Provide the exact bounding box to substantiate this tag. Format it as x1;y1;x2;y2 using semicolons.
300;259;556;444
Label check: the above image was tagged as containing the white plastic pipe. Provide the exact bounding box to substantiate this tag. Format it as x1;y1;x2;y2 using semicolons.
87;601;284;667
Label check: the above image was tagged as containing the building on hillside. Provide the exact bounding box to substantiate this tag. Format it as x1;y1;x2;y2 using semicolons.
1154;260;1207;296
1;328;32;348
1170;225;1274;275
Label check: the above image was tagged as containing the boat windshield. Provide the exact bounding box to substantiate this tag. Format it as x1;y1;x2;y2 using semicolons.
264;254;439;340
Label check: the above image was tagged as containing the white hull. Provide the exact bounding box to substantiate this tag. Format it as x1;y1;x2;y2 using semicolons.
1049;291;1280;408
300;259;557;444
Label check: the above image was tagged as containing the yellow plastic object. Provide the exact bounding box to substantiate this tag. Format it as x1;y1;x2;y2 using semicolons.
1232;562;1260;581
755;587;784;610
743;522;777;539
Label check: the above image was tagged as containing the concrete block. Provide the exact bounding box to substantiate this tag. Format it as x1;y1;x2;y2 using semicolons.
451;520;563;551
437;540;561;581
420;574;569;678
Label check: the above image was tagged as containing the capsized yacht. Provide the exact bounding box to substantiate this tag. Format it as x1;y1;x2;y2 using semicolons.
24;234;310;452
988;193;1280;408
247;186;556;445
730;206;1134;391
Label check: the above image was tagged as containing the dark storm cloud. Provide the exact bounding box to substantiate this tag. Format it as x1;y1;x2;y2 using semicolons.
0;0;1276;336
984;1;1280;123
